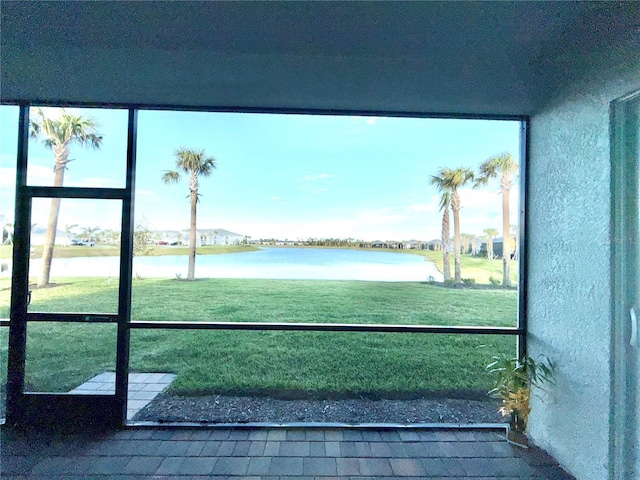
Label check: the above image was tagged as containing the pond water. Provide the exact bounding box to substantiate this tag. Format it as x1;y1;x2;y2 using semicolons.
27;247;443;282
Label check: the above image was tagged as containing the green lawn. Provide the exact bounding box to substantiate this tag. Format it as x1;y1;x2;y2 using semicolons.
412;249;519;286
0;277;517;399
16;277;516;326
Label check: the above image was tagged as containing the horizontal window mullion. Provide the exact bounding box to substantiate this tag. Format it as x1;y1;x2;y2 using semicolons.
27;313;118;323
130;320;522;335
22;186;128;200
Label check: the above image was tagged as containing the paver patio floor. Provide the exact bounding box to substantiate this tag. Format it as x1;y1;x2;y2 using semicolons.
0;426;575;479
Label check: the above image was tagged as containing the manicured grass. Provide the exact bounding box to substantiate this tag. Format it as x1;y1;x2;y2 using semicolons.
18;277;517;327
0;277;516;398
410;249;519;286
130;330;513;398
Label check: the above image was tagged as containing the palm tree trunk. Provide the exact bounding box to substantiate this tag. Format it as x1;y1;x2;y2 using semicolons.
512;225;519;261
502;188;511;287
452;191;462;283
38;153;67;287
441;209;451;281
188;189;197;280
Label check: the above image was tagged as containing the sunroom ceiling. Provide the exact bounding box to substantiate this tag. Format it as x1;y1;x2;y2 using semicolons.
1;1;638;116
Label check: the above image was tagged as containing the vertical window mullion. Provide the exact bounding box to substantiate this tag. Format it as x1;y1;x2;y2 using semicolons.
517;119;529;360
115;108;137;424
6;105;31;423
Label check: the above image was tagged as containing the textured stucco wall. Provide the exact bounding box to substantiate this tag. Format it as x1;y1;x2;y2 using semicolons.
527;39;640;480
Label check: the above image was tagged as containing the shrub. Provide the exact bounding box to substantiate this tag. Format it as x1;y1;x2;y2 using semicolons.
489;276;501;286
486;353;555;435
462;278;476;286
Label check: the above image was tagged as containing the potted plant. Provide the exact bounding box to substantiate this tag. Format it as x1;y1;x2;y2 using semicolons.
486;352;555;447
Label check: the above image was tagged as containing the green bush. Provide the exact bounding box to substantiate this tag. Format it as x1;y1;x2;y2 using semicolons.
489;276;501;286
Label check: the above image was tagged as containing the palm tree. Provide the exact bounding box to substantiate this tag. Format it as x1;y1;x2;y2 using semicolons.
470;234;477;256
162;148;217;280
511;224;519;261
64;223;78;246
461;233;472;254
435;167;474;283
430;170;452;282
81;226;101;243
29;107;103;286
476;152;518;287
2;223;13;246
484;228;499;260
100;228;116;245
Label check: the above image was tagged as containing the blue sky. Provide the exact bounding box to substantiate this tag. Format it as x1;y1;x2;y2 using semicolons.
1;105;521;241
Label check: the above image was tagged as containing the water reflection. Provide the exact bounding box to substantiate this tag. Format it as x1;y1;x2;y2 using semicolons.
24;247;443;282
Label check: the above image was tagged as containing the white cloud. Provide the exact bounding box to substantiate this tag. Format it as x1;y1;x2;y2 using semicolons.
449;187;520;236
80;177;120;188
298;173;335;194
36;106;65;119
301;173;334;182
356;207;412;225
0;167;17;186
28;165;57;185
351;116;379;126
408;199;440;213
135;190;156;197
29;197;123;231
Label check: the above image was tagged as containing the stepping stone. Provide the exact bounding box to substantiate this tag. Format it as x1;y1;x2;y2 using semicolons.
68;372;176;419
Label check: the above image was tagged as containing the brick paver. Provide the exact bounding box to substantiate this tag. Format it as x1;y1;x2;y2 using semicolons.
0;426;576;479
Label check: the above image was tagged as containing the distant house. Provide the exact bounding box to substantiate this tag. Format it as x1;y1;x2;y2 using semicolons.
198;228;244;246
426;239;442;251
404;239;428;250
273;239;298;246
153;228;245;246
478;236;516;259
370;240;406;249
153;230;184;245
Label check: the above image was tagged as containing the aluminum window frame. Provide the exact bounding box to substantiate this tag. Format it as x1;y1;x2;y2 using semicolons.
1;101;528;427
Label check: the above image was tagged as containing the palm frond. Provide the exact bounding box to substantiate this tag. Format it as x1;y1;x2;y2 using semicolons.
29;107;104;152
476;152;518;187
162;170;181;184
29;108;43;139
438;191;451;211
443;167;474;189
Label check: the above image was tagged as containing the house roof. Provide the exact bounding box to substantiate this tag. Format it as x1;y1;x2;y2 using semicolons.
197;229;244;237
2;2;638;116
